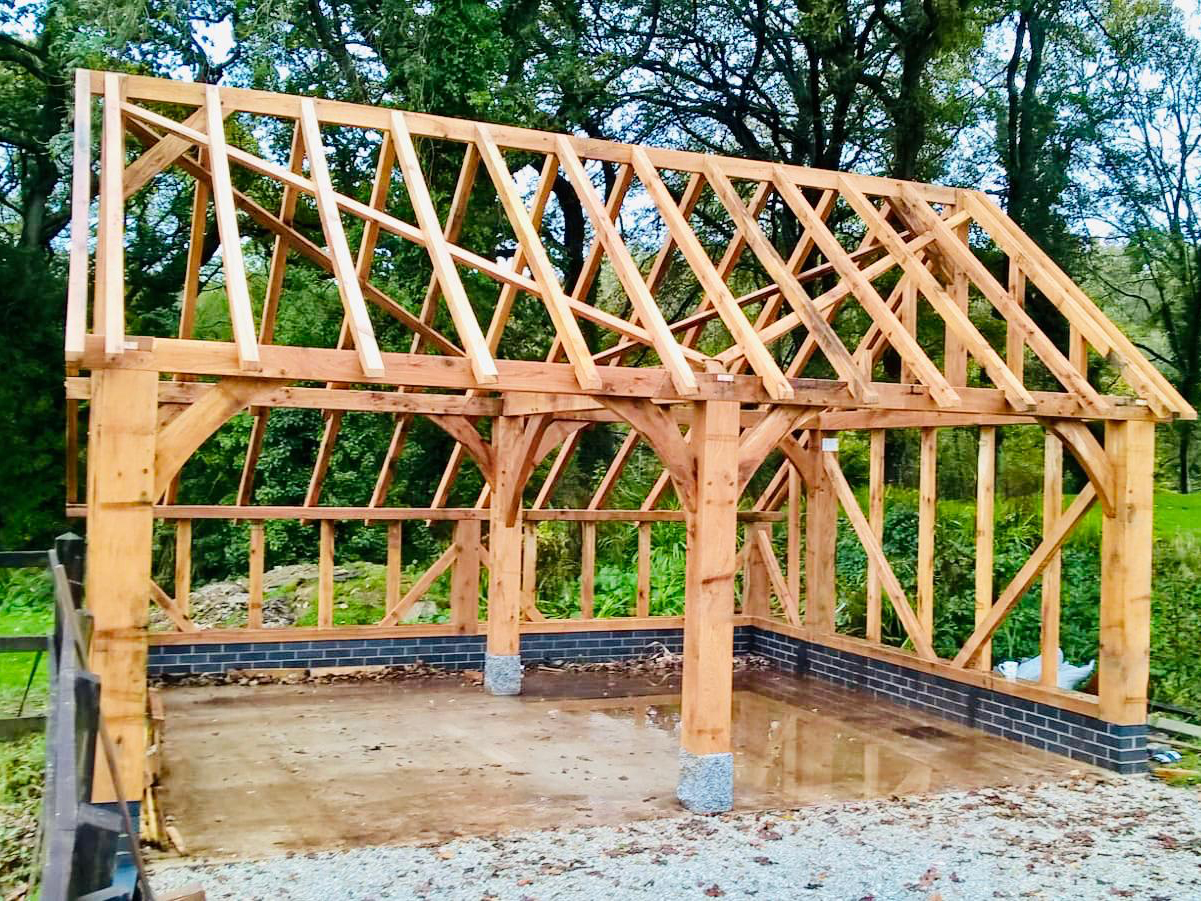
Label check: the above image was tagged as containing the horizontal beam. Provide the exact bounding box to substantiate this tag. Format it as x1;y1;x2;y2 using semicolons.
66;504;783;523
76;336;1161;421
67;377;504;417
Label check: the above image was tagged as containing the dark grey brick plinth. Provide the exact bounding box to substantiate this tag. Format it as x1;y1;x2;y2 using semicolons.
749;629;1147;774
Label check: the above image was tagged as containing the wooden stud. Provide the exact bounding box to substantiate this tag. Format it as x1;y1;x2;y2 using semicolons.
1041;432;1063;688
786;465;801;609
918;427;937;638
805;432;836;633
174;519;192;618
946;206;970;387
298;99;385;378
85;368;157;802
475;127;602;391
897;187;1107;414
848;183;1034;410
392;112;496;384
680;400;740;757
386;521;402;615
203;85;260;371
450;519;479;634
98;73;126;358
247;522;265;629
1099;420;1154;724
703;164;875;403
522;522;539;618
65;69;92;362
975;427;996;672
318;520;334;629
741;524;770;617
580;522;596;619
557;139;698;395
785;176;959;407
1007;262;1025;380
629;149;791;399
66;399;80;504
866;429;885;643
637;523;652;617
488;416;524;655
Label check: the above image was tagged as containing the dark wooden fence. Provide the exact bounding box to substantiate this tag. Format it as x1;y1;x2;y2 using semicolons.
2;534;154;901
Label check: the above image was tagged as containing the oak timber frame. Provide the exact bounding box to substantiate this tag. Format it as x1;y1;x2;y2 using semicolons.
66;71;1193;808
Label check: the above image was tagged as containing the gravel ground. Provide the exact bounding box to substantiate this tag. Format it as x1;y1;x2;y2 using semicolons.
149;773;1200;900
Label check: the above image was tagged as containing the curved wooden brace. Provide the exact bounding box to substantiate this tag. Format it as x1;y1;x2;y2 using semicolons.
426;415;494;488
154;377;266;500
737;406;819;495
1039;418;1116;517
497;414;553;527
599;398;697;515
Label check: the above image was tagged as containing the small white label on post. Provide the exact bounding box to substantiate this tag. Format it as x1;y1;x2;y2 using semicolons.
821;437;839;452
716;374;735;382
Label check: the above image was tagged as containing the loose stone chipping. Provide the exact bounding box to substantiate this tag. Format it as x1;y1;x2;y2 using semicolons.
148;775;1201;901
483;652;523;695
677;749;734;814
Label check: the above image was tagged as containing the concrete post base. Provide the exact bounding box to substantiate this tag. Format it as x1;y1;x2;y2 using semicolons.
483;652;522;696
677;748;733;813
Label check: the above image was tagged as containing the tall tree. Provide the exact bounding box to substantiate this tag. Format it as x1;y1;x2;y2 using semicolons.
1089;1;1201;492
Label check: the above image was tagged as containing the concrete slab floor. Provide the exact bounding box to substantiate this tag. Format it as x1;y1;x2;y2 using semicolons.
153;668;1089;860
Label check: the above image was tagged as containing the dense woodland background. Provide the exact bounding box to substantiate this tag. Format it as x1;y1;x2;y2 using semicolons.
1;0;1201;705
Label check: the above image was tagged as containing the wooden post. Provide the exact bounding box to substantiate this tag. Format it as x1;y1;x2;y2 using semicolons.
1007;262;1025;380
786;465;801;606
945;206;969;387
174;520;191;618
521;521;538;617
974;427;996;672
247;522;264;629
318;520;334;628
486;415;524;694
580;522;596;619
741;524;771;617
450;519;479;634
918;427;938;639
385;521;402;614
678;399;739;813
86;368;157;803
1099;420;1154;725
866;429;885;643
1041;432;1063;688
66;398;79;503
637;522;652;617
804;431;836;633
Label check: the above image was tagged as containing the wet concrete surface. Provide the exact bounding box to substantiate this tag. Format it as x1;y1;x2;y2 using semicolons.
154;668;1089;859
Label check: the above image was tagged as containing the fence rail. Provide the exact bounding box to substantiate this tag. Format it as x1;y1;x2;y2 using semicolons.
0;534;153;901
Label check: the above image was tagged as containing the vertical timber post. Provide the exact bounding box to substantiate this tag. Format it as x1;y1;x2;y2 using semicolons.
450;518;480;634
804;430;836;633
1099;420;1154;725
486;415;523;695
86;368;157;804
678;399;739;814
742;523;770;617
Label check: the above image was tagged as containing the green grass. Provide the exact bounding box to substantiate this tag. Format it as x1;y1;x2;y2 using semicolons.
1151;490;1201;538
0;569;53;715
0;569;51;898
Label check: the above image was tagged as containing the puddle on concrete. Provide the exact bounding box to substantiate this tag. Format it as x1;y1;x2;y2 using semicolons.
153;668;1087;860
